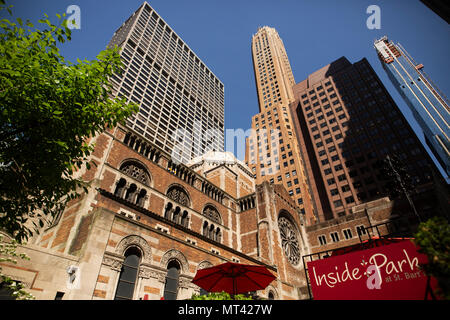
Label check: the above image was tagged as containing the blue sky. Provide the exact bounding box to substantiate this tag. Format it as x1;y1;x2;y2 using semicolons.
3;0;449;178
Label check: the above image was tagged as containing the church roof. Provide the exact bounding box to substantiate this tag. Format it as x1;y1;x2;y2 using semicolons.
187;150;250;171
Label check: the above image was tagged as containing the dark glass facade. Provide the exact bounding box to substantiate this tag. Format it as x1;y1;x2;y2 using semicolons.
290;57;434;221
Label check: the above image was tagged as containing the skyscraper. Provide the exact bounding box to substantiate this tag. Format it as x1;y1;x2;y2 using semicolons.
374;36;450;181
245;26;316;224
108;2;225;164
289;56;434;221
251;26;295;112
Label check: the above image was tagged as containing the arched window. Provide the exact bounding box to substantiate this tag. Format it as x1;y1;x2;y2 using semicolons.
278;213;301;266
124;132;131;145
172;207;181;224
201;221;221;242
268;291;275;300
202;205;221;224
125;183;137;202
114;178;127;198
215;228;222;243
164;203;173;220
202;221;208;237
163;260;180;300
181;210;189;228
136;189;147;207
114;247;141;300
120;160;150;186
166;185;190;207
209;224;215;239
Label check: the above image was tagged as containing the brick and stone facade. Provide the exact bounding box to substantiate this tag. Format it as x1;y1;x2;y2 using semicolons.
2;124;425;300
2;124;428;300
0;125;312;300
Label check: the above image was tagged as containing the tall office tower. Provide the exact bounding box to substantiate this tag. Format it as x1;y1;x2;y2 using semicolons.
108;2;225;164
374;36;450;181
420;0;450;24
245;26;316;224
289;57;434;221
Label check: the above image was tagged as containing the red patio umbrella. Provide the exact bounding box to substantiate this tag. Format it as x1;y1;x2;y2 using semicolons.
192;262;276;296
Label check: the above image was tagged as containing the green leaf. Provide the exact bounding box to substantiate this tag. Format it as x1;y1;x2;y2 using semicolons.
0;8;138;244
55;141;68;148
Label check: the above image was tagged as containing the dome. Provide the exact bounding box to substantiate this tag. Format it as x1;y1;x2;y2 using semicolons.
187;150;250;170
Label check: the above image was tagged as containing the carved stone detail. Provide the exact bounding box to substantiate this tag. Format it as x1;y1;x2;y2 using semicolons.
102;254;124;272
115;235;152;264
166;186;190;207
120;161;150;185
202;205;221;224
197;260;213;271
160;249;189;274
138;266;165;280
278;216;301;266
178;276;195;289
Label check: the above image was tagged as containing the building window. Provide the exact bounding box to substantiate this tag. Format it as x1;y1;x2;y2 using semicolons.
120;161;151;185
330;232;340;242
114;178;127;198
136;189;147;207
203;205;221;224
356;225;367;237
278;214;301;266
343;229;353;239
318;235;327;245
202;221;222;243
167;185;190;207
163;260;180;300
114;247;141;300
334;200;343;208
125;183;138;202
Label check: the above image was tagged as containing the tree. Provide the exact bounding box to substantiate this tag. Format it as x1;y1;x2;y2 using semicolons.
190;291;253;300
0;235;34;299
0;1;138;242
380;153;421;222
414;217;450;299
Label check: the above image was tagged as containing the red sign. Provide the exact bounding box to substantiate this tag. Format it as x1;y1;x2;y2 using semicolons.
307;240;438;300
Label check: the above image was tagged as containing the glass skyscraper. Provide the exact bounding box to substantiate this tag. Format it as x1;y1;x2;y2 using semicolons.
374;36;449;181
289;56;434;221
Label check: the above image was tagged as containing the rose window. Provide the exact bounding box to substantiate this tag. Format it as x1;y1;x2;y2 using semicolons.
278;216;300;266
